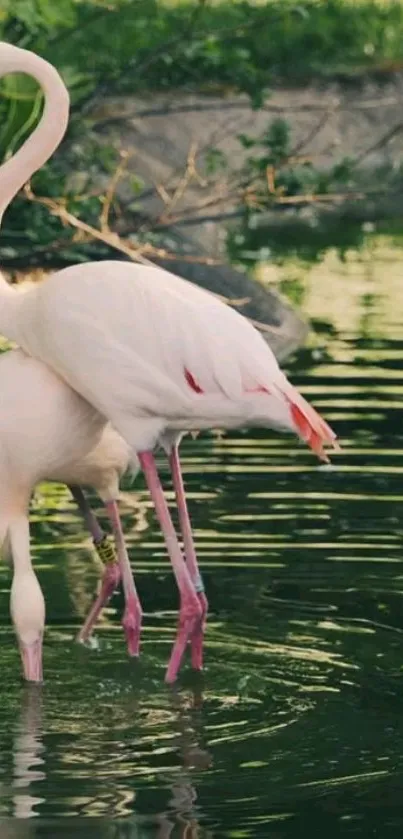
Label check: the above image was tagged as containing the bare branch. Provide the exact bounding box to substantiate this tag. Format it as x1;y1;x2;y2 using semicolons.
23;183;219;266
274;190;366;205
353;121;403;165
100;149;132;232
155;140;208;223
291;108;333;158
155;182;173;206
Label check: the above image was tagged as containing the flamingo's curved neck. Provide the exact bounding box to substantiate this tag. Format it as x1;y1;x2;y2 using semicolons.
9;515;45;682
0;43;69;336
0;43;70;225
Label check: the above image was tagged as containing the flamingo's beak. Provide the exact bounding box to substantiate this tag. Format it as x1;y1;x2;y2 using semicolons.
19;637;43;683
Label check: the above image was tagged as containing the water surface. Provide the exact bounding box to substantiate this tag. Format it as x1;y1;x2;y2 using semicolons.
1;232;403;837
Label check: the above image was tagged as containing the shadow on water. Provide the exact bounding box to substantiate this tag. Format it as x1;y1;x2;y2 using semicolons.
1;225;403;836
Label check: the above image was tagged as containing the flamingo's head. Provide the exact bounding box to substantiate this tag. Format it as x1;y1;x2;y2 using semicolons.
19;637;43;683
10;569;45;683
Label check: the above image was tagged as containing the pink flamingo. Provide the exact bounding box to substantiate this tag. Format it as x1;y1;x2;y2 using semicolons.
0;42;339;683
0;347;137;680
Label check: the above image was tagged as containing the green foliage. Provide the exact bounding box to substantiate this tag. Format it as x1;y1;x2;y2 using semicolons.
227;214;369;269
0;0;77;32
235;118;357;213
1;0;403;266
2;0;403;132
204;148;227;176
2;1;403;113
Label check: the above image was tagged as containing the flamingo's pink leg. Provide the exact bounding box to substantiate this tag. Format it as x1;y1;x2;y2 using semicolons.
168;445;207;671
69;485;104;545
76;560;122;644
69;486;123;644
105;500;143;657
138;451;202;683
70;487;140;654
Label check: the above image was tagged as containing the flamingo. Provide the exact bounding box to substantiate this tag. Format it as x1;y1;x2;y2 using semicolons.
0;346;137;681
0;42;340;683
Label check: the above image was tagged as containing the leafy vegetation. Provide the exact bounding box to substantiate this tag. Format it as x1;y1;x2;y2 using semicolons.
1;0;403;267
3;0;403;105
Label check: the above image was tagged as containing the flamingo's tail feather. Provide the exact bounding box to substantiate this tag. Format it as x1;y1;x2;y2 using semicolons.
282;385;340;462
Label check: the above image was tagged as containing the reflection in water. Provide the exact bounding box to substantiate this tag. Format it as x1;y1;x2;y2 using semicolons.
1;233;403;836
156;689;213;839
12;688;45;819
5;684;212;838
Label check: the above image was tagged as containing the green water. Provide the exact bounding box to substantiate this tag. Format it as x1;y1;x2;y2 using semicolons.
1;232;403;837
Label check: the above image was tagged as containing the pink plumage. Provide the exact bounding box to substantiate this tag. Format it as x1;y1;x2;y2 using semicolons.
0;348;135;682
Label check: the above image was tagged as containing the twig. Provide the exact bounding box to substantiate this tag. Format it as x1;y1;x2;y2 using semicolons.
156;140;207;222
155;182;173;206
273;190;365;205
100;149;131;232
353;121;403;165
291;109;333;158
23;183;219;266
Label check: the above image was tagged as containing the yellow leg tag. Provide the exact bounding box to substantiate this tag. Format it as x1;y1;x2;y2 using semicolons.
95;534;117;565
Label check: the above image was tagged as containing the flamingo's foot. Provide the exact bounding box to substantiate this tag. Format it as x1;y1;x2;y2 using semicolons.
165;595;203;684
190;590;208;671
76;561;121;644
122;593;143;657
